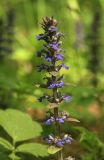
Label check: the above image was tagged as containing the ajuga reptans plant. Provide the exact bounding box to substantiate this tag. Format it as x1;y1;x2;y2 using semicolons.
36;17;78;160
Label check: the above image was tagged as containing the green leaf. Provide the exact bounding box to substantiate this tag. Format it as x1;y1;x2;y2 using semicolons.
0;110;4;124
0;137;12;150
74;127;104;150
16;143;49;157
0;109;42;142
0;152;11;160
9;153;22;160
47;146;62;154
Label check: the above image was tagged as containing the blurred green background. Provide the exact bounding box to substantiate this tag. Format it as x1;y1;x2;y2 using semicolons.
0;0;104;159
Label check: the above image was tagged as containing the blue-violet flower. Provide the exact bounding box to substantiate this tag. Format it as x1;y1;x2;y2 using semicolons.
62;95;72;102
36;34;45;40
48;26;57;32
61;63;69;70
48;81;64;89
55;53;64;60
49;42;59;50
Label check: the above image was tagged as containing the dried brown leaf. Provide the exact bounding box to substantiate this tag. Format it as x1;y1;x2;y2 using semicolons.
67;117;80;123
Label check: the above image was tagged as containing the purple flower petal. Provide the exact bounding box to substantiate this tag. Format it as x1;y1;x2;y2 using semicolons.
46;138;52;144
56;117;65;123
44;117;55;125
49;42;59;50
56;32;65;37
45;137;53;144
48;81;64;89
63;135;73;144
55;54;64;60
45;135;54;144
62;95;72;102
48;26;57;32
56;139;65;147
45;56;52;62
61;63;69;70
36;34;44;40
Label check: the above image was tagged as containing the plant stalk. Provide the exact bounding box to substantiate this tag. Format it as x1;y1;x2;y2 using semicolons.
53;86;64;160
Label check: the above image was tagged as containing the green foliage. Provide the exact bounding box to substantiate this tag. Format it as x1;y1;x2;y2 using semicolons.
16;143;48;157
47;146;62;154
0;109;48;159
79;127;103;150
75;127;104;160
0;153;11;160
0;109;42;142
0;137;12;150
9;153;22;160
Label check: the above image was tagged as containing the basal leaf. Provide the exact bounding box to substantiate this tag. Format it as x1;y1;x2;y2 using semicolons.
0;137;12;150
0;109;42;142
47;146;62;154
16;143;48;157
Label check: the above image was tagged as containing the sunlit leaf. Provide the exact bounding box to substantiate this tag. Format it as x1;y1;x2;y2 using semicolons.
47;146;62;154
0;109;42;142
16;143;48;157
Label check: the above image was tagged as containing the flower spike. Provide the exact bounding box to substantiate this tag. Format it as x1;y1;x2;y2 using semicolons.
35;17;78;159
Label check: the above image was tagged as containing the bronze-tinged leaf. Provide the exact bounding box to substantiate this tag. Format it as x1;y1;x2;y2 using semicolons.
67;117;80;123
48;103;59;109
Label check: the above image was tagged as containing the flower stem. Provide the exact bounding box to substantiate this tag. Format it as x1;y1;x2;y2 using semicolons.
60;150;64;160
53;88;63;160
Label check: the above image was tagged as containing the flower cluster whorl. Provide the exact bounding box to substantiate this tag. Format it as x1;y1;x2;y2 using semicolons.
45;134;73;147
44;111;69;125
